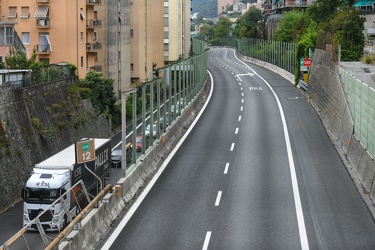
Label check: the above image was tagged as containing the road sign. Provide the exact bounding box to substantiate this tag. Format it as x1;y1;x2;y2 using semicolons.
76;138;95;164
303;58;311;67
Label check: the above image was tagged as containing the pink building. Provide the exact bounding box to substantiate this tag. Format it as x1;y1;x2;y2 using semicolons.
218;0;234;15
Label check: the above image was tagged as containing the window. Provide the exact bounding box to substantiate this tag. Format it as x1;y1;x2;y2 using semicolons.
93;31;98;42
0;56;3;64
94;11;98;20
80;32;83;44
81;56;84;68
21;7;29;19
130;63;134;72
39;58;49;64
39;33;51;52
80;8;85;20
130;29;133;38
22;32;30;44
8;7;17;19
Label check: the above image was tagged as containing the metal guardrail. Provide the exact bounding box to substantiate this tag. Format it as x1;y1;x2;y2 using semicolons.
0;181;112;250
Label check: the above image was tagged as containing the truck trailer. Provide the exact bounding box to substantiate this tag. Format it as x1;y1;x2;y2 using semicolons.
21;138;111;231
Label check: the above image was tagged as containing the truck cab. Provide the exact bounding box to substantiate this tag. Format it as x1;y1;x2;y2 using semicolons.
22;169;71;231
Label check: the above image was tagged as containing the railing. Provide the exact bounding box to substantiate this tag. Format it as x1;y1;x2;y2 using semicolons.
86;42;102;51
86;19;102;28
36;44;51;53
86;0;101;4
36;18;50;28
36;0;50;2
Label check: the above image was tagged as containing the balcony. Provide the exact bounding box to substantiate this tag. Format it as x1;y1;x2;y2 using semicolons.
36;18;50;28
86;0;101;5
37;44;51;54
86;42;102;52
86;19;102;28
88;65;102;73
36;0;50;2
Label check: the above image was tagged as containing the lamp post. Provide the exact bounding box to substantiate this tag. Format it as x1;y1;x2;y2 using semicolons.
121;88;136;178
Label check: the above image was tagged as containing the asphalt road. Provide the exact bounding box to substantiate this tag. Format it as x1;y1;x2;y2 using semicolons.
101;48;375;250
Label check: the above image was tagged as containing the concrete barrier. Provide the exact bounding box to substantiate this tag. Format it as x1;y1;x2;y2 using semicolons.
58;79;211;250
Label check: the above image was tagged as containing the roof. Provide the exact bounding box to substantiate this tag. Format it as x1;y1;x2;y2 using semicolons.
35;138;110;170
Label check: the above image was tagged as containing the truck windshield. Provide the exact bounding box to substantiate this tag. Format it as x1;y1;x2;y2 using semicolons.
24;188;60;204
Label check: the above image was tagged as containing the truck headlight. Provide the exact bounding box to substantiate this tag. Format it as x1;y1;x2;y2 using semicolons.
52;216;59;224
24;214;29;222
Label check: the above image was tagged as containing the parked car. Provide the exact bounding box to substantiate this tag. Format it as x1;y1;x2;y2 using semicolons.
145;124;157;138
135;135;149;152
111;143;132;168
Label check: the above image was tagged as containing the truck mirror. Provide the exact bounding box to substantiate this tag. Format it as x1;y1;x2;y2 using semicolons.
21;188;25;199
61;188;67;200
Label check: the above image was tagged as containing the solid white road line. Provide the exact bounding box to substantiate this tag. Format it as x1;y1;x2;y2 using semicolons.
224;163;229;174
215;191;222;206
100;70;215;250
202;231;212;250
233;49;310;250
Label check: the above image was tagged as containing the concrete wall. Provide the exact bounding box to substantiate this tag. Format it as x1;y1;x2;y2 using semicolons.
58;76;211;250
0;78;111;211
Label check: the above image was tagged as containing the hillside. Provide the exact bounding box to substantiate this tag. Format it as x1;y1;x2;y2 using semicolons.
192;0;218;18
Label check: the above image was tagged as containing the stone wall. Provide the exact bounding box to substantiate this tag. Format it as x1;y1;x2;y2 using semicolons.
0;78;111;211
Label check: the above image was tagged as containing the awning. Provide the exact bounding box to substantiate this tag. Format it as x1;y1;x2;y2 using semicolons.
8;7;17;18
354;0;375;7
21;7;30;19
34;5;49;19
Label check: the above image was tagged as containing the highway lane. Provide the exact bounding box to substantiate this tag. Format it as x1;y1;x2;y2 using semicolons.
102;47;375;250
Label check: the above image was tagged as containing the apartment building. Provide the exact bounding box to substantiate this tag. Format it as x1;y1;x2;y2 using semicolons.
0;0;105;78
130;0;164;85
95;0;131;98
164;0;191;64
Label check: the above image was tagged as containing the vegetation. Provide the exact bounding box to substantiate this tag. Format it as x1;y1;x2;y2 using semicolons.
4;47;47;74
232;6;262;38
77;71;121;128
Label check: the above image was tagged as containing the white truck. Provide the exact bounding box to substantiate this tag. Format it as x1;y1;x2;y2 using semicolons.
21;138;111;231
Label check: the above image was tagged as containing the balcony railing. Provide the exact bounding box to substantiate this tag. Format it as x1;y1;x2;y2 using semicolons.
36;18;50;28
86;19;102;28
88;65;102;73
36;0;50;3
86;0;101;5
86;42;102;52
37;44;51;53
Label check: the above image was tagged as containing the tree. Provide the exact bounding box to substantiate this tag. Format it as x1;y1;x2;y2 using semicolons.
77;71;120;125
233;6;262;38
5;47;46;71
200;24;215;40
323;7;365;60
274;11;310;43
214;17;232;37
307;0;346;24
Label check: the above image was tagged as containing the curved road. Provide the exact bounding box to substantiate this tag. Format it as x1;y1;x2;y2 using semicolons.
100;48;375;249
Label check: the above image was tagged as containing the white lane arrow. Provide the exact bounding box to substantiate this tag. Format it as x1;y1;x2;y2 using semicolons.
236;72;255;81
